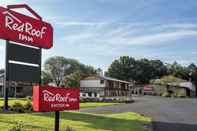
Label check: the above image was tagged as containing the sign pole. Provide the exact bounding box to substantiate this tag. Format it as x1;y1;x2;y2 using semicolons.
4;40;9;111
39;48;42;85
55;111;60;131
54;81;60;131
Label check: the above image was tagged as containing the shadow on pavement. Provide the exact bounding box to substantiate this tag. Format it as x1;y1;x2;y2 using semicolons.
153;121;197;131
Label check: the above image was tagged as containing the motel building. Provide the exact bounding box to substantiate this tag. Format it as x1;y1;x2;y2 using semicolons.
80;75;132;98
0;73;33;97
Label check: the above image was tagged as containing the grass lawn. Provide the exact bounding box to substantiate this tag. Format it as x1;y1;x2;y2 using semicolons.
80;102;118;109
0;98;118;109
0;112;151;131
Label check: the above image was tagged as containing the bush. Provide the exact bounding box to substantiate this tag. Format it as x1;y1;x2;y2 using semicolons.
177;91;186;98
80;97;125;103
9;121;24;131
26;96;32;100
65;126;76;131
171;93;177;97
23;100;32;112
162;92;171;97
10;101;33;113
11;102;25;113
0;106;3;112
80;98;101;103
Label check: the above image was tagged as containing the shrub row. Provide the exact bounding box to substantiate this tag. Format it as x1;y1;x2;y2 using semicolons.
11;101;32;113
80;97;134;103
161;92;187;98
0;100;32;113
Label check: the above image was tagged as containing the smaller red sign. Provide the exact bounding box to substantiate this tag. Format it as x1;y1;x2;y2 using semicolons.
33;85;80;112
144;85;153;91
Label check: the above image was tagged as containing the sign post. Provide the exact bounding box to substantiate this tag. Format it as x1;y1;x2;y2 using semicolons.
3;40;8;111
0;4;78;131
32;85;80;131
55;111;60;131
0;4;53;111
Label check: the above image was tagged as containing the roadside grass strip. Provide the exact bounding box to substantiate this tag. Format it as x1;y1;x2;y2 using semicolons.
0;112;151;131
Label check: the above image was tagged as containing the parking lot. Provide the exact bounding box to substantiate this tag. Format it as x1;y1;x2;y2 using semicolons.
81;96;197;131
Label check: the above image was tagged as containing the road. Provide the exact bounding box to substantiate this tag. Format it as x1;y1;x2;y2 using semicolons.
80;96;197;131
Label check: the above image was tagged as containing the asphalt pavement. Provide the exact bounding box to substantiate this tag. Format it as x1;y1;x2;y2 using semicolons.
80;96;197;131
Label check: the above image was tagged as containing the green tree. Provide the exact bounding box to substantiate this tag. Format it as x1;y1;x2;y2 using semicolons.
188;63;197;72
65;71;81;87
107;56;167;83
151;75;186;85
44;56;71;86
43;56;96;86
107;56;136;81
167;62;191;80
41;71;53;85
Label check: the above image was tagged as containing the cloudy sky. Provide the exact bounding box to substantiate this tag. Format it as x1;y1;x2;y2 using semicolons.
1;0;197;70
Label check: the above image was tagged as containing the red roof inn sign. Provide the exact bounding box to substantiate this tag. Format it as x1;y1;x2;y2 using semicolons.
33;86;80;112
0;5;53;49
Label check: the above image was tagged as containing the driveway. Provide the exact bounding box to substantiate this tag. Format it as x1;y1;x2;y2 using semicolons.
80;96;197;131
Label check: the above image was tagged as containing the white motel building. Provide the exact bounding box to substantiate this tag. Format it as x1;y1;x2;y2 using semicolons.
80;75;132;98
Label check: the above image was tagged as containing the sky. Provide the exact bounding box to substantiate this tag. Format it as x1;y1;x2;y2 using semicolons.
1;0;197;71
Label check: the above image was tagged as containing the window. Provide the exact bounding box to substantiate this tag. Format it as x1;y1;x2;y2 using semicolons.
16;87;23;93
88;92;92;97
100;80;104;84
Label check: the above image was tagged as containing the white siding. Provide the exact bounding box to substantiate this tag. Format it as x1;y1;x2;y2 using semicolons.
80;80;105;88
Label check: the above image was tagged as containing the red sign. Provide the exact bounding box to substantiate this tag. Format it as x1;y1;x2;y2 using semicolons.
33;85;80;112
0;6;53;49
144;85;153;91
